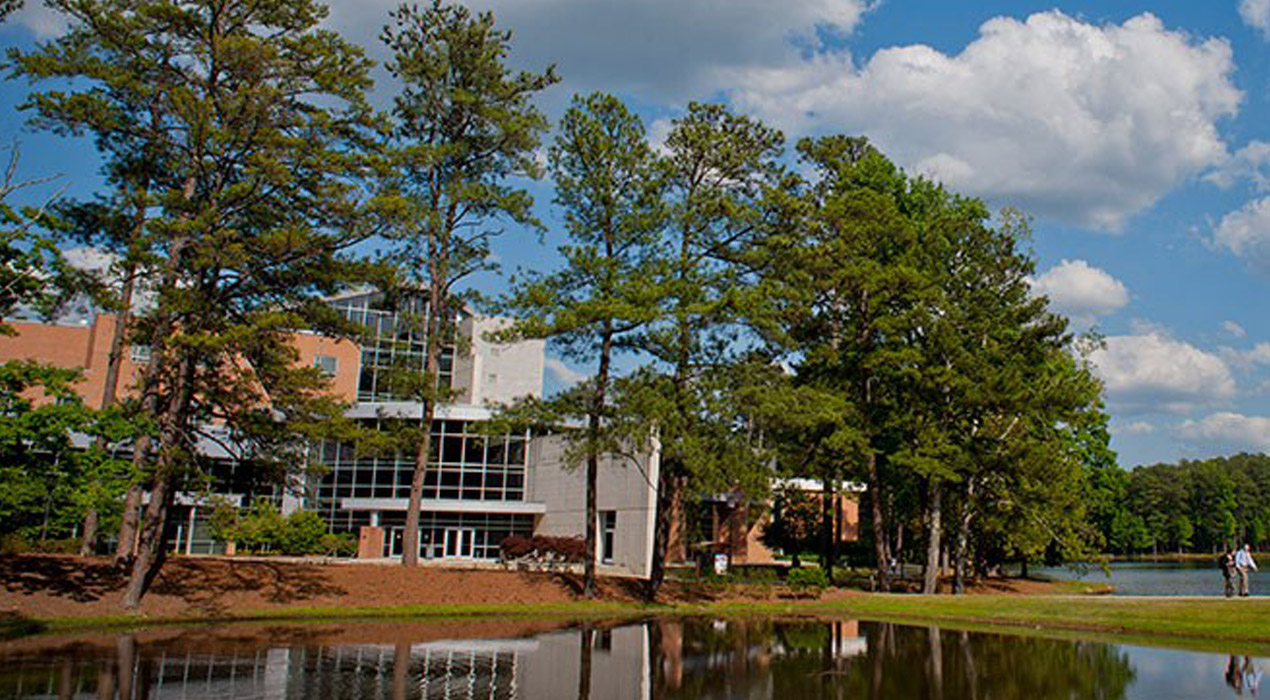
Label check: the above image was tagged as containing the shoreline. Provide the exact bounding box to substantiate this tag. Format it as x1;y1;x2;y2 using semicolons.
10;595;1270;655
10;554;1270;652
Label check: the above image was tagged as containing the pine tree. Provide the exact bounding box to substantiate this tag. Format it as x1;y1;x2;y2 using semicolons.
498;92;663;597
638;103;784;592
376;0;557;566
12;0;379;608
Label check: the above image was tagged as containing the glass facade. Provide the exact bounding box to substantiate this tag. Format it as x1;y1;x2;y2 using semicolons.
379;511;534;560
329;293;455;402
313;419;533;559
305;292;540;560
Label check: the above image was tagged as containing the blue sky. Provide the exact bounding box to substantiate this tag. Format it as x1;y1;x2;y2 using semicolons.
4;1;1270;469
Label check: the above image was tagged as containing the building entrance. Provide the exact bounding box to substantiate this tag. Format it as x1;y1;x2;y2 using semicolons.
444;527;476;558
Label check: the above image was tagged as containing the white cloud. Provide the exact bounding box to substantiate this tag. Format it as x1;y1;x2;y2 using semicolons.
728;11;1241;230
1029;259;1128;324
1222;320;1248;339
1214;197;1270;275
327;0;871;105
1218;342;1270;372
1241;0;1270;38
1179;412;1270;453
544;357;589;387
1208;140;1270;191
10;3;68;39
1090;331;1236;414
1118;421;1157;435
62;246;118;273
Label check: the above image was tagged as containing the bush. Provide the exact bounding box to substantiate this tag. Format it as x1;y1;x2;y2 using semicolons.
787;566;828;594
0;533;30;555
320;532;357;557
278;511;328;555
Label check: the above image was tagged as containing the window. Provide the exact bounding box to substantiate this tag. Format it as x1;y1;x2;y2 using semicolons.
130;344;151;364
601;511;616;564
314;354;338;377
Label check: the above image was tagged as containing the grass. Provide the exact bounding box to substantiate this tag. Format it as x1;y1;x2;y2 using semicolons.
784;594;1270;653
17;592;1270;654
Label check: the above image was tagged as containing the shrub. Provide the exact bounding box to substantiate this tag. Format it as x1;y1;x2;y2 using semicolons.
278;511;328;555
501;535;534;558
320;532;357;557
0;533;30;555
787;566;828;594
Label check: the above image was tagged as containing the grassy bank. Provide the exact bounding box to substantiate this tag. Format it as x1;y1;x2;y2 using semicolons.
13;593;1270;653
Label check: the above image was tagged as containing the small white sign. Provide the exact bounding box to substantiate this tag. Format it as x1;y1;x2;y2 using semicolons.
713;553;729;576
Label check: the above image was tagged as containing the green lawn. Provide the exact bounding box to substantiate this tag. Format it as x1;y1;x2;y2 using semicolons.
15;593;1270;654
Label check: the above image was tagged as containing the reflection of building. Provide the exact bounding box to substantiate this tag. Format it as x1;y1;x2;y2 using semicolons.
0;290;657;576
0;629;658;700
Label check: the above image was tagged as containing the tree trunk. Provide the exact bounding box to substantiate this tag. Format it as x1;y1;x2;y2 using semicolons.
115;171;193;569
121;345;196;609
648;464;678;599
113;479;145;565
952;480;974;595
868;450;890;592
922;481;942;595
821;471;835;584
79;508;99;558
82;262;138;557
404;272;447;567
121;472;172;609
582;324;613;598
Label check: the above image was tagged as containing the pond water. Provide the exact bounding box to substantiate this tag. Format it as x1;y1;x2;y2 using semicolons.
0;616;1263;699
1034;560;1270;597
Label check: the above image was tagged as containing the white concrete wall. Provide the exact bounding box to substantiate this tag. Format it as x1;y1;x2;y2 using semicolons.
452;316;545;406
528;433;659;578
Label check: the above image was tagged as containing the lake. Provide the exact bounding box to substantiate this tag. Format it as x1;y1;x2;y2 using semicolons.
1033;560;1270;597
0;616;1263;699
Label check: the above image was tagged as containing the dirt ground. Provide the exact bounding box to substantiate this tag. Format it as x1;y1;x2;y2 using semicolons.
0;554;1079;621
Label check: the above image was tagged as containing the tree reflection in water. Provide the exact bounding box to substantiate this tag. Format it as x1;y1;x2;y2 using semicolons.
0;616;1181;700
653;618;1137;700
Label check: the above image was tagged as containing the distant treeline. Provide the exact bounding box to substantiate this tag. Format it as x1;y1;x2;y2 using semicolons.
1086;454;1270;555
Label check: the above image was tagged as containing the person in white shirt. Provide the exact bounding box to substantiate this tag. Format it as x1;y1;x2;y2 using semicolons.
1236;544;1258;597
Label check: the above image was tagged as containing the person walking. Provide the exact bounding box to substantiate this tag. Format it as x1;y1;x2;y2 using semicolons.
1222;548;1237;597
1236;544;1258;597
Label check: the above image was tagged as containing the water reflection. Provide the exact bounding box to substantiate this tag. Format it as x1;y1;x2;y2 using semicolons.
0;617;1260;699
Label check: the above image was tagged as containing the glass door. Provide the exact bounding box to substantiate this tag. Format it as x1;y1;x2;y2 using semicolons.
444;528;476;558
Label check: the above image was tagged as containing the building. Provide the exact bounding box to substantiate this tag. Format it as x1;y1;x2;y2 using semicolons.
0;291;659;577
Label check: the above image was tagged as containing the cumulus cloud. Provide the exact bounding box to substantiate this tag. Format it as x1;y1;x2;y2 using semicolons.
9;3;68;39
62;246;118;273
1208;140;1270;191
327;0;870;105
544;357;589;387
1117;421;1157;435
1214;197;1270;275
1179;412;1270;452
1222;320;1248;339
1218;342;1270;372
1241;0;1270;38
728;11;1241;230
1090;331;1236;414
1029;259;1129;324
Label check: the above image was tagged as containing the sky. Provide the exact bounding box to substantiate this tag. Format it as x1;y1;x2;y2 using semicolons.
3;1;1270;469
